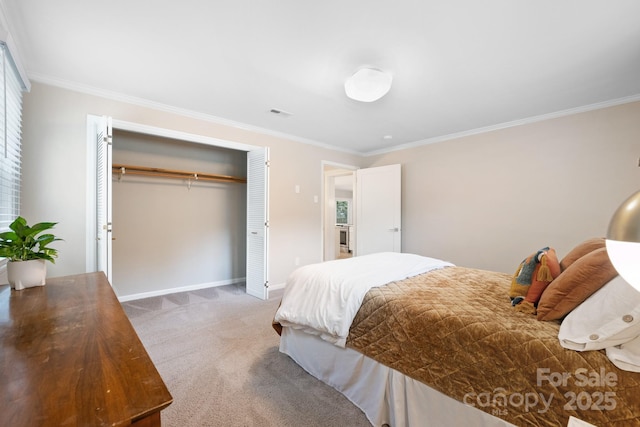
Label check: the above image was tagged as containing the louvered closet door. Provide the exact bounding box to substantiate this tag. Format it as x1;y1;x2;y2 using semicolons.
96;116;113;281
246;147;270;300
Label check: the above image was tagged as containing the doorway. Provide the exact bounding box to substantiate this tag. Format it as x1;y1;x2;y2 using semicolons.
322;162;403;261
86;115;270;300
323;162;357;261
110;130;247;298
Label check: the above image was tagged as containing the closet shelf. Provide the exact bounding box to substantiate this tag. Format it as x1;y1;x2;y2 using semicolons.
112;164;246;184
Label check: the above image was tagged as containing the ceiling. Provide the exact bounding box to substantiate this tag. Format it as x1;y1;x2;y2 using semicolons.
3;1;640;155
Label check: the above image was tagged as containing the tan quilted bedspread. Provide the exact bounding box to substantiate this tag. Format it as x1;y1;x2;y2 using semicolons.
345;267;640;427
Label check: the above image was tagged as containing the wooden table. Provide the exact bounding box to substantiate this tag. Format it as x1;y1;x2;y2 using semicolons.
0;272;172;426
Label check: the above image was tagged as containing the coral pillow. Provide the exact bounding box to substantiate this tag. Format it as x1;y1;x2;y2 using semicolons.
510;247;561;314
537;247;618;321
559;237;605;271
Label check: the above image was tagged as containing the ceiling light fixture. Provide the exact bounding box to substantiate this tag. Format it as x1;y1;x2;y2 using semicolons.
344;68;392;102
606;190;640;291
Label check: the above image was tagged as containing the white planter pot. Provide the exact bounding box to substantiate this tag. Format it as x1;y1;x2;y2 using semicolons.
7;259;47;291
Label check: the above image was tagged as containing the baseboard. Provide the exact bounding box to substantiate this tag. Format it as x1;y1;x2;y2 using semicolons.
270;282;286;291
117;277;246;302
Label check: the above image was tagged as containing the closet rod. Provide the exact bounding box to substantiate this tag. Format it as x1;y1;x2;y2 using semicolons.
112;164;246;184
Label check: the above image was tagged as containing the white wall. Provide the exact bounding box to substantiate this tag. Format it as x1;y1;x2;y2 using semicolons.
366;101;640;274
21;82;363;289
21;81;640;289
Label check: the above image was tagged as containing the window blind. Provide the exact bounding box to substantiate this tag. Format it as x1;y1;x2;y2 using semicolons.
0;43;23;232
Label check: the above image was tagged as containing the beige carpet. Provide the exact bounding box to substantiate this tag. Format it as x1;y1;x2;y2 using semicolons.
122;284;371;427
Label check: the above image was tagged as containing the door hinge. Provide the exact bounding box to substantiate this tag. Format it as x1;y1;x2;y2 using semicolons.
266;160;271;167
265;220;270;228
264;281;269;288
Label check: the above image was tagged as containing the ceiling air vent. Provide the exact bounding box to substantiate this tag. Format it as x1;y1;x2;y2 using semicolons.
269;108;293;117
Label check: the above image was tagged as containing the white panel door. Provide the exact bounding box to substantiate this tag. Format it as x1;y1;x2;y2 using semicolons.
355;164;401;256
246;147;270;300
96;116;113;281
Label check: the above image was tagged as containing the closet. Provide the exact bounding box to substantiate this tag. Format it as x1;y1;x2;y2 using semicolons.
110;130;248;298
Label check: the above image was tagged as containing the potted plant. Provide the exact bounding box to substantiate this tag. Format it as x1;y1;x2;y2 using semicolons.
0;216;61;290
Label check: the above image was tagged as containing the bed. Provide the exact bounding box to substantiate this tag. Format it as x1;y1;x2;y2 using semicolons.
272;244;640;427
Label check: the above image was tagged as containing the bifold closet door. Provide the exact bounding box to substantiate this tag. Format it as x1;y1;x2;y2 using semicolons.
95;116;113;281
246;147;270;300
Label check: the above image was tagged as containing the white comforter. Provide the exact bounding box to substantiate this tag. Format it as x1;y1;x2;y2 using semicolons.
274;252;454;347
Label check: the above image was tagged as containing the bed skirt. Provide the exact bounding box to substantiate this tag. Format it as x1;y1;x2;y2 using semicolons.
279;327;516;427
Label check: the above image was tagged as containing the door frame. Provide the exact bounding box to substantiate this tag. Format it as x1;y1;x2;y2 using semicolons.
85;115;266;293
321;161;358;261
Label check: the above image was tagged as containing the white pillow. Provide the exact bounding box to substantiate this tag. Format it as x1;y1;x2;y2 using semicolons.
559;275;640;351
606;336;640;372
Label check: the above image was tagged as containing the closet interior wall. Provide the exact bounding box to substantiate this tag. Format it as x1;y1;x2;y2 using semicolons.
111;130;247;298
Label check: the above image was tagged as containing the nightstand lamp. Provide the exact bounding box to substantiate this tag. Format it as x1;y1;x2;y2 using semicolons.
607;190;640;291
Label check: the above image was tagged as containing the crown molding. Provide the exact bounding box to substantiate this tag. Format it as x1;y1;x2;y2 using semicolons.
28;73;362;156
364;94;640;157
26;73;640;159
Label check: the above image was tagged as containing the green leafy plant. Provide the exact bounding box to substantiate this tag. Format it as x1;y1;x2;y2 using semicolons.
0;216;61;263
